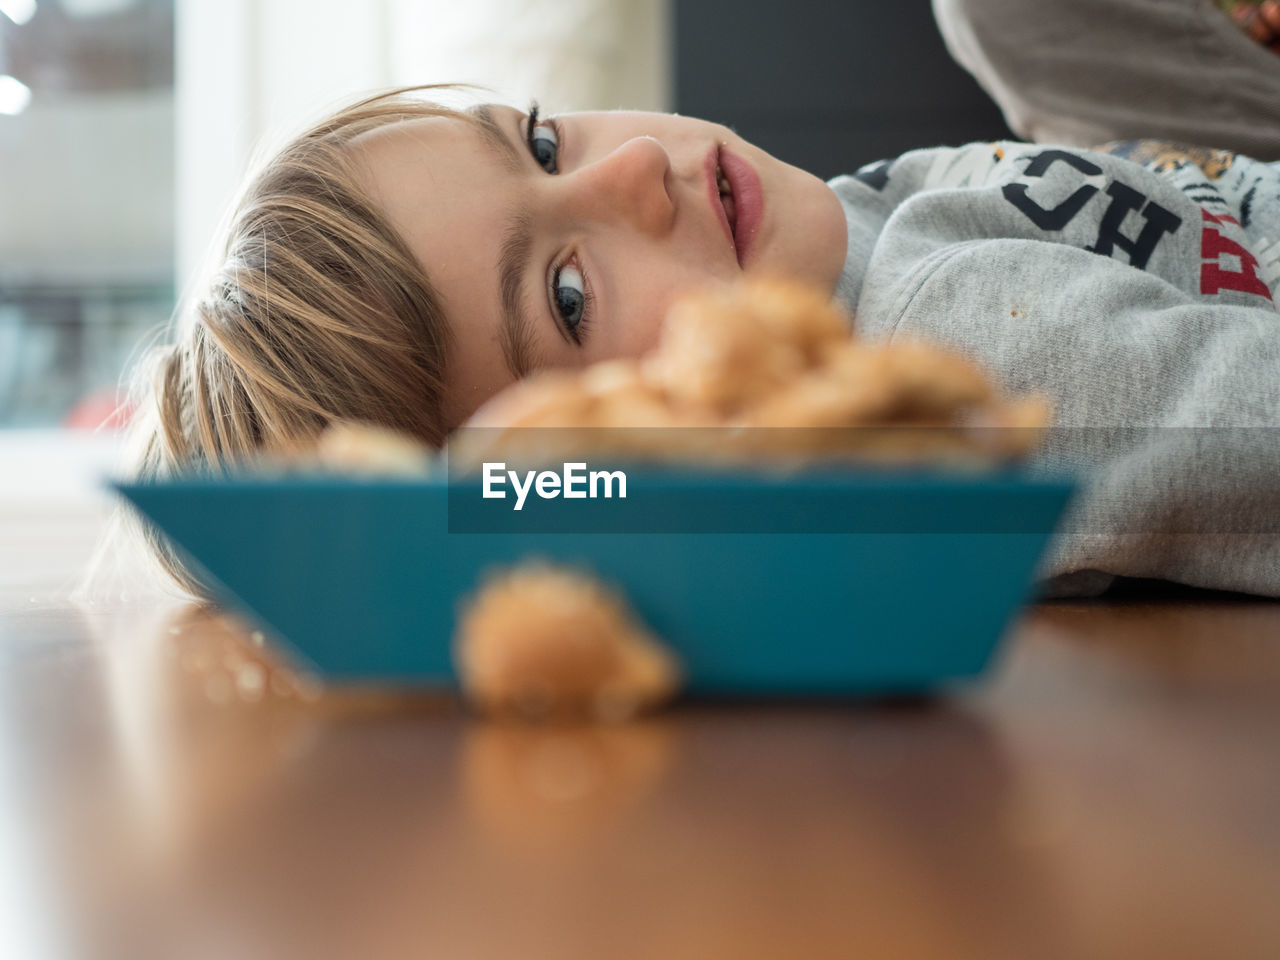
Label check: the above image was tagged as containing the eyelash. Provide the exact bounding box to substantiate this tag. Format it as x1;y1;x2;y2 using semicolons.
526;100;594;346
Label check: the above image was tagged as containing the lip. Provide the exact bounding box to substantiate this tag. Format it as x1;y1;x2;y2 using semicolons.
705;147;737;261
718;147;763;268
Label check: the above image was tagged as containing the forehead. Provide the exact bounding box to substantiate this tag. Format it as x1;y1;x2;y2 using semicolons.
349;114;484;199
347;113;524;428
348;114;513;274
348;107;523;192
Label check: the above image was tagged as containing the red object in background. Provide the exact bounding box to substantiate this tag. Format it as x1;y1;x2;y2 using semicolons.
1261;0;1280;32
1230;1;1280;45
63;389;133;431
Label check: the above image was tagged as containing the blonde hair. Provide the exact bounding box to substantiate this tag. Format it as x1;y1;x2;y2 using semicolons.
106;85;481;598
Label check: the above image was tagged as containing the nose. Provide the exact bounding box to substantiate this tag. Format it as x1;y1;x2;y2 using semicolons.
568;135;675;235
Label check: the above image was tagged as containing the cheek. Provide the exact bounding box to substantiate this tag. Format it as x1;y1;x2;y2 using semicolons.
611;302;666;360
604;254;736;362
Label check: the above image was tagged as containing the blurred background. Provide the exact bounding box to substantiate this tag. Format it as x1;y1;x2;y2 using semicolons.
0;0;1006;501
0;0;172;430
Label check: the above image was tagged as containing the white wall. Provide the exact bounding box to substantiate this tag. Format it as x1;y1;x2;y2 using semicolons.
0;91;174;286
174;0;672;290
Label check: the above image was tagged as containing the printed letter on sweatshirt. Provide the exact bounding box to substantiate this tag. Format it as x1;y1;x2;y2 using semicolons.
1002;149;1102;232
1200;209;1274;301
1087;181;1181;270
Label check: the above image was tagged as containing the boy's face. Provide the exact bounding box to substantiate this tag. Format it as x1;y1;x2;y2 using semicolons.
350;106;848;428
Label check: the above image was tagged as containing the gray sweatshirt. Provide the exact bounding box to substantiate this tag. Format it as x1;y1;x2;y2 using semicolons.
827;139;1280;597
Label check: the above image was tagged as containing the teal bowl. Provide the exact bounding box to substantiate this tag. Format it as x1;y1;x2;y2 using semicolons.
114;466;1075;695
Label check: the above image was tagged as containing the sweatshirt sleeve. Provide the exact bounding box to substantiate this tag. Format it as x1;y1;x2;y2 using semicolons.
856;235;1280;596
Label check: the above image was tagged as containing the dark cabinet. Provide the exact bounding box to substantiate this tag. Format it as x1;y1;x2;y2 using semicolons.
674;0;1013;179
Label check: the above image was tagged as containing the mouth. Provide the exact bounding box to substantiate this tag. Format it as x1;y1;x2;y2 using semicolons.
707;147;738;261
716;157;739;240
707;146;762;269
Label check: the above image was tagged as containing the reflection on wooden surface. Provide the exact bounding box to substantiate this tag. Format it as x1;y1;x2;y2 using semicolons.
2;552;1280;957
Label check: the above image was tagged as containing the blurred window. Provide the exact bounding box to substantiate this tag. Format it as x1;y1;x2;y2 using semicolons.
0;0;174;428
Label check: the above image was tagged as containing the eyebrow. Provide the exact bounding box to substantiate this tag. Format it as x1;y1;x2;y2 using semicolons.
498;211;537;378
468;103;523;175
469;104;539;378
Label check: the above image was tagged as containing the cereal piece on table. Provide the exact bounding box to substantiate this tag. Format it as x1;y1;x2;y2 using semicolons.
454;563;681;721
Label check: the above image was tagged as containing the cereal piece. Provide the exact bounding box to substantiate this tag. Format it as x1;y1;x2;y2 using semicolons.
457;361;714;468
858;340;994;420
745;345;892;428
792;339;993;425
452;372;602;468
579;360;682;428
454;563;681;720
647;278;850;415
315;422;435;476
742;338;1035;465
647;295;804;414
961;393;1053;459
450;275;1051;469
743;275;853;363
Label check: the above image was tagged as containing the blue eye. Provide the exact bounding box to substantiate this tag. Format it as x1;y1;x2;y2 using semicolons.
554;265;586;337
526;101;591;343
530;125;558;174
525;103;559;174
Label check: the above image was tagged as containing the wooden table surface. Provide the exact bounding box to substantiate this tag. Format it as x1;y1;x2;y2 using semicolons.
3;510;1280;960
